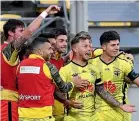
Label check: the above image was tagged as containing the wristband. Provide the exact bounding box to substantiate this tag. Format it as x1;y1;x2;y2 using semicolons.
40;11;48;19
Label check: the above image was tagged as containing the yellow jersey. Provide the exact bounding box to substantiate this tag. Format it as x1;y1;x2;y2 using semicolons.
59;61;102;115
89;56;133;110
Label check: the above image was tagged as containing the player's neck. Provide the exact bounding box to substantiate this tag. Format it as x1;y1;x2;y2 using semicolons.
72;56;87;66
51;50;61;60
7;37;14;43
101;53;115;64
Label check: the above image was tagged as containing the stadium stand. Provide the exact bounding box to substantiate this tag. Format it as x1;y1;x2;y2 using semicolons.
1;1;37;17
0;14;21;19
0;14;22;32
88;1;139;21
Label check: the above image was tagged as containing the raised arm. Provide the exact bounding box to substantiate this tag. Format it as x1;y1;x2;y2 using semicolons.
13;5;60;50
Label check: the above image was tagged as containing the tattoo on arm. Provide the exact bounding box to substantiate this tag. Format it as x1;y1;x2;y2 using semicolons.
13;33;30;50
46;62;73;93
54;88;67;103
95;84;121;107
2;44;12;61
53;73;73;93
13;15;44;50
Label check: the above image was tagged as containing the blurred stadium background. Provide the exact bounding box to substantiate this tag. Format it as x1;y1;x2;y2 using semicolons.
0;0;139;121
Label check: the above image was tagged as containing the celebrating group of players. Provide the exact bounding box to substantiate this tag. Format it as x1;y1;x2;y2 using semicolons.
1;5;139;121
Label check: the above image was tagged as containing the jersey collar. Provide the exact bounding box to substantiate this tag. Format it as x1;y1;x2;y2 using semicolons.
51;51;61;60
99;56;117;65
71;60;88;67
29;54;45;61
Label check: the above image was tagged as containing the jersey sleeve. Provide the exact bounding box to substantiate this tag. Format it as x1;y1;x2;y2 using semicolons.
118;53;134;67
126;58;134;68
93;48;103;57
59;66;75;87
43;63;53;79
59;66;69;82
2;43;19;66
124;61;133;76
124;61;139;81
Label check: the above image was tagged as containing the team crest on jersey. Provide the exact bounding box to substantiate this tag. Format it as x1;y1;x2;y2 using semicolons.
114;70;121;77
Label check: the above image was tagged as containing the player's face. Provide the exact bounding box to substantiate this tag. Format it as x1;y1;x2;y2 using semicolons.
41;42;53;61
77;39;92;61
55;35;68;54
13;26;24;40
103;40;120;57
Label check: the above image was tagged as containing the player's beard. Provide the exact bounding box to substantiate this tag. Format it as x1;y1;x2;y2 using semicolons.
44;55;51;61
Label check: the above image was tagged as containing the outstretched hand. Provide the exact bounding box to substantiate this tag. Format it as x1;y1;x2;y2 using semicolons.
120;104;136;113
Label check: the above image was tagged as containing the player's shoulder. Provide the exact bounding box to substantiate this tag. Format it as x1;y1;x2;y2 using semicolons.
117;51;133;64
116;56;129;64
93;48;103;57
89;55;101;63
60;61;73;70
117;51;127;59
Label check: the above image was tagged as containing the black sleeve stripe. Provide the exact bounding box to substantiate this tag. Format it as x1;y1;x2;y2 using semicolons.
117;56;128;63
95;78;102;85
122;82;127;104
117;51;125;57
127;70;139;81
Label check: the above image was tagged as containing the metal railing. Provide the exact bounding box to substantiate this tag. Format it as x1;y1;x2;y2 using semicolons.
1;16;70;39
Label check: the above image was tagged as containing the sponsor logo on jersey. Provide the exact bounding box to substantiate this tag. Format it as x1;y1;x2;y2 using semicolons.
104;81;116;94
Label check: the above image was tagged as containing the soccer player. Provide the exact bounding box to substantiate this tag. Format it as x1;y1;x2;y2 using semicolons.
39;33;56;51
49;29;69;121
16;37;88;121
59;31;136;121
1;5;61;121
89;30;139;121
39;30;87;121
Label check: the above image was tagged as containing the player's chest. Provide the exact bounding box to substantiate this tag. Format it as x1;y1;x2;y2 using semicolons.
97;64;125;81
69;67;97;84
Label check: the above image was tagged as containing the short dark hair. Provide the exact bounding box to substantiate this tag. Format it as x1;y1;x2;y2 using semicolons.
29;37;50;50
100;31;120;46
1;32;6;44
51;28;67;39
39;33;55;39
71;31;91;46
3;19;25;39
